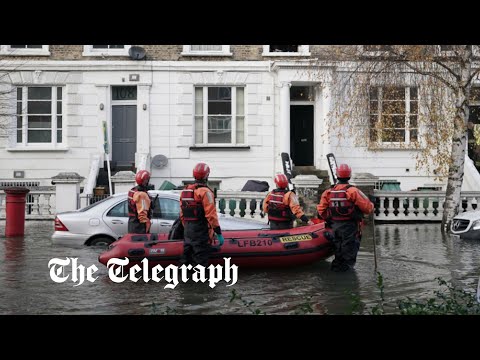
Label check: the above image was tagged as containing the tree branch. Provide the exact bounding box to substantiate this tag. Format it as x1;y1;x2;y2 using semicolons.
467;65;480;85
401;61;456;91
431;58;460;82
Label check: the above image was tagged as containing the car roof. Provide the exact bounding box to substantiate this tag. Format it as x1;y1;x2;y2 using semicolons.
113;190;181;198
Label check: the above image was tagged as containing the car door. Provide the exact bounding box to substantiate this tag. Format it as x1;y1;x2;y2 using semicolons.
103;200;129;237
154;196;180;234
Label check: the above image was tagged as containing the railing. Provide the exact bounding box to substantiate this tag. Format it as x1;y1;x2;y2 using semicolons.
215;191;268;222
78;194;110;209
5;188;477;223
374;190;480;222
0;190;56;220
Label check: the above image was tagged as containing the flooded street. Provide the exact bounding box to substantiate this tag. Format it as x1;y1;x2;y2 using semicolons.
0;221;479;314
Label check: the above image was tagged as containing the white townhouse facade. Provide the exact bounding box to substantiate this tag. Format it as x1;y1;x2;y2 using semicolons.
0;45;479;196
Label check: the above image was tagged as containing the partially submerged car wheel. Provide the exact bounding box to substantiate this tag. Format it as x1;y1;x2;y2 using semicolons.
89;237;114;246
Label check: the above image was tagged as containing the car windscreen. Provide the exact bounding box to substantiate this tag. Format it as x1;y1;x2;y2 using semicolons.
78;196;115;212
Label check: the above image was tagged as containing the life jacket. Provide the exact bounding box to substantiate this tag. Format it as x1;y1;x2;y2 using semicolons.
128;186;152;220
327;184;358;221
180;183;209;222
267;189;293;222
128;186;140;219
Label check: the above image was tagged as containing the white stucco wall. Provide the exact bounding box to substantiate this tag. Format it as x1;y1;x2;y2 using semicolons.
0;59;472;192
0;62;277;190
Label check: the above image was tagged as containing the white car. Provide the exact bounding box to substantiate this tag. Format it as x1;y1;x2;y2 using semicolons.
52;190;268;247
450;210;480;240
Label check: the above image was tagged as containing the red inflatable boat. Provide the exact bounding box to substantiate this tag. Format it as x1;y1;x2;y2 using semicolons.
98;222;334;269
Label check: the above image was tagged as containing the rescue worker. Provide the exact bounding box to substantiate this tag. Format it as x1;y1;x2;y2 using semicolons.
263;174;313;230
179;162;224;267
317;164;374;272
128;170;152;234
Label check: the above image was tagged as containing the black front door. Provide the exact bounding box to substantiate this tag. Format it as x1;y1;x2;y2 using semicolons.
112;105;137;168
290;105;314;166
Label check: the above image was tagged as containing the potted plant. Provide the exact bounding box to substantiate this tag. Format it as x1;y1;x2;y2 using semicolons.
94;186;106;196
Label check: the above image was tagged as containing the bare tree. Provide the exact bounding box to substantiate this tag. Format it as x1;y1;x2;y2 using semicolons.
0;55;39;151
0;68;14;138
308;45;480;231
0;58;27;142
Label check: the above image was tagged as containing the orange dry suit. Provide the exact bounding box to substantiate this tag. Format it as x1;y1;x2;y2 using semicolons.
317;183;374;222
263;188;309;230
128;186;152;234
317;182;374;271
179;182;222;267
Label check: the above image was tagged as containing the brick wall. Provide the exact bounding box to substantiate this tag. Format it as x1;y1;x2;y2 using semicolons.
0;45;341;61
50;45;85;60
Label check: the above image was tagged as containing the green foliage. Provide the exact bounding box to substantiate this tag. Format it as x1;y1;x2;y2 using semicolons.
359;274;480;315
397;278;480;315
229;289;266;315
293;295;314;315
146;302;179;315
145;274;480;316
347;292;362;315
370;271;386;315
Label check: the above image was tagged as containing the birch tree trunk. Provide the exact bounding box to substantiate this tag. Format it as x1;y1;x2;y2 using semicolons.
442;57;471;230
442;107;467;230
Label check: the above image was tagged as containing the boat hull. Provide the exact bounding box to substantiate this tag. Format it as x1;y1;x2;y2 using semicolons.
98;222;334;269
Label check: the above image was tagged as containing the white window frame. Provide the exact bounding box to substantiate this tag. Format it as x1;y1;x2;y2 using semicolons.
194;86;246;147
361;45;393;56
437;45;480;57
437;45;458;57
473;45;480;56
262;45;310;56
82;45;131;57
181;45;232;56
369;86;418;147
0;45;50;56
15;86;64;147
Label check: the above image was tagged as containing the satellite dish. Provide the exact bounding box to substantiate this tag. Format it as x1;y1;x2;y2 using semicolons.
152;154;168;169
128;46;146;60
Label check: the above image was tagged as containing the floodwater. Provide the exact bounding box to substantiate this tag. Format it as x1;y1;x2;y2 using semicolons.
0;221;479;315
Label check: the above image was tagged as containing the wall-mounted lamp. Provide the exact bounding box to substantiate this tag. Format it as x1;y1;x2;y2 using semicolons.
99;103;104;111
143;104;147;111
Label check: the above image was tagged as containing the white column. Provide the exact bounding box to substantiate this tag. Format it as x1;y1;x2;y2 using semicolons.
51;172;85;213
96;85;109;158
291;175;324;217
136;84;152;171
279;81;291;154
321;82;332;175
111;171;136;194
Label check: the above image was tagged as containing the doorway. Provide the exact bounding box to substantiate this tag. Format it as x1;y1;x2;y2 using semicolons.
111;86;137;169
290;105;314;166
112;105;137;168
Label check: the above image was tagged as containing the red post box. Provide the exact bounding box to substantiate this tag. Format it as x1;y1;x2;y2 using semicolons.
5;187;30;237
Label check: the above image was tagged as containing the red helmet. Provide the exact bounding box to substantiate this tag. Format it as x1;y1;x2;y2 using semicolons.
193;162;210;180
135;170;151;186
336;164;352;179
274;174;289;189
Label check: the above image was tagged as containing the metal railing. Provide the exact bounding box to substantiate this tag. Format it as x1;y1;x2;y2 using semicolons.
78;194;110;209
